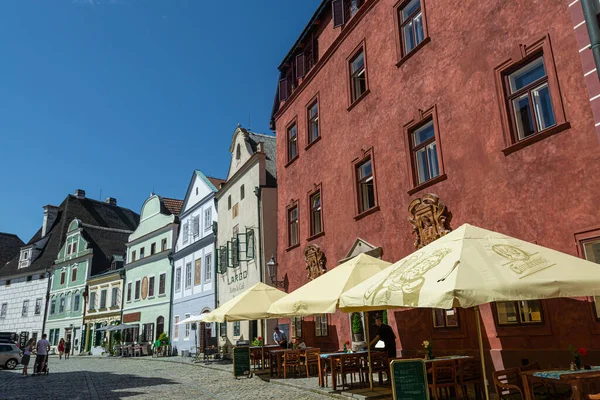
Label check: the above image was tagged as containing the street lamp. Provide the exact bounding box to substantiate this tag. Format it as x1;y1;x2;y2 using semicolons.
266;255;285;289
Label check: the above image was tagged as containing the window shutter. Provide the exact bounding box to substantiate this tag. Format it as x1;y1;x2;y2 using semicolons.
332;0;345;27
296;54;305;79
279;78;288;102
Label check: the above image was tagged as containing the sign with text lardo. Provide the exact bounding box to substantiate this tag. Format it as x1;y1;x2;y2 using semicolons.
390;359;429;400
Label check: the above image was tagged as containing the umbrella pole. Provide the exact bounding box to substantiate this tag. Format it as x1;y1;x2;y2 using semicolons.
365;311;374;391
474;306;490;400
261;319;265;371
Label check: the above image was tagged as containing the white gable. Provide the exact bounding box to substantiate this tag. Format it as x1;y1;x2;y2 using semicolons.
181;171;215;214
227;127;254;180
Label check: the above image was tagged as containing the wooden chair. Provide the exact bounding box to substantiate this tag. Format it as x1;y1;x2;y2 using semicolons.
588;394;600;400
520;362;553;397
250;348;263;370
281;350;301;379
428;360;458;400
492;367;524;399
302;348;320;378
364;352;389;386
457;358;485;399
340;354;364;389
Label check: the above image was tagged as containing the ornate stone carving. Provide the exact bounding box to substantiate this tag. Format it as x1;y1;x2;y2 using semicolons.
304;244;327;280
408;194;452;249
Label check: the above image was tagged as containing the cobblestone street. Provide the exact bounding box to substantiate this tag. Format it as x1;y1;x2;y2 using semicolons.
0;356;335;400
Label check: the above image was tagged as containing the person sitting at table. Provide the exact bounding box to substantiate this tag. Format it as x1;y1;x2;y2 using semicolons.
290;337;307;350
273;327;288;349
369;315;396;358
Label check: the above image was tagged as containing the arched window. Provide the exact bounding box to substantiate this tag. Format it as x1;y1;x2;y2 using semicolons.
236;144;241;160
156;316;165;339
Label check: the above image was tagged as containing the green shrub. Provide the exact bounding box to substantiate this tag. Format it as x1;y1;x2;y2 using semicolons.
351;313;364;334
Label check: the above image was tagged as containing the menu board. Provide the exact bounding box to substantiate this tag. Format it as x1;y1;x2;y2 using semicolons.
390;359;429;400
233;346;252;378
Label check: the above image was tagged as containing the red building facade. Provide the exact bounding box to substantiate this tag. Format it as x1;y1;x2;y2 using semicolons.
271;0;600;372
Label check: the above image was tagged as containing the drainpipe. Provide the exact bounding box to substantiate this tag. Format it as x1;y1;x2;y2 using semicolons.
581;0;600;80
41;267;53;335
254;186;265;344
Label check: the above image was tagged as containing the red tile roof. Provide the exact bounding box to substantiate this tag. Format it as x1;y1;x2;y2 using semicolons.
207;177;226;190
162;197;184;216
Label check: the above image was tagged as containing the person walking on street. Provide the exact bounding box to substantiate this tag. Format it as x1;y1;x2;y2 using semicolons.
21;338;34;377
64;339;71;359
35;334;50;375
369;315;397;358
58;338;65;360
273;327;288;349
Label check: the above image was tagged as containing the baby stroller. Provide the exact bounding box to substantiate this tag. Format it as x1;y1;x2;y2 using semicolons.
33;355;49;375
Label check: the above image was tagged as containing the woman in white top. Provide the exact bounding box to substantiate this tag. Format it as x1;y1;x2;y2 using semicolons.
21;338;34;376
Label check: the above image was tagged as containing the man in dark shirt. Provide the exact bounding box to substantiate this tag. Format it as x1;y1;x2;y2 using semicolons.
369;316;396;358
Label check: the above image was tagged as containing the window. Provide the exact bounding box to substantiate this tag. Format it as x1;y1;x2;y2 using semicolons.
220;322;227;337
175;267;182;292
151;242;156;255
159;273;166;295
127;282;132;302
131;251;136;262
236;143;241;160
432;309;459;328
21;250;28;260
71;267;77;282
148;276;155;297
410;120;439;185
72;242;77;254
50;300;56;315
581;238;600;320
174;316;179;339
291;316;302;338
287;122;298;162
139;247;145;259
288;204;299;247
183;222;189;244
185;313;191;338
309;190;322;237
356;157;376;213
315;314;328;337
35;298;42;315
496;301;543;325
232;203;239;219
185;262;192;289
27;275;32;282
307;99;319;144
5;280;10;286
1;303;7;319
193;216;200;237
161;238;167;252
504;57;556;141
142;323;154;343
398;0;425;56
194;259;202;286
204;208;212;231
240;185;245;200
49;329;55;346
196;187;199;195
135;280;141;300
349;48;367;103
111;287;119;307
233;321;241;337
228;195;232;210
205;254;212;282
60;271;65;285
246;229;255;260
100;290;107;309
88;293;95;311
22;300;28;317
73;294;80;312
59;297;66;313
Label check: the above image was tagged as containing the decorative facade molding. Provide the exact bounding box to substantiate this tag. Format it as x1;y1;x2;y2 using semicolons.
304;244;327;280
408;193;452;249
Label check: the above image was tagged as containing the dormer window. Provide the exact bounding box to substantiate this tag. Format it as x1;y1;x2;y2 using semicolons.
19;249;31;268
21;251;28;260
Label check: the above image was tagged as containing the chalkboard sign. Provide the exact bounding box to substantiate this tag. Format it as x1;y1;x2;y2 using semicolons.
390;359;429;400
233;346;252;378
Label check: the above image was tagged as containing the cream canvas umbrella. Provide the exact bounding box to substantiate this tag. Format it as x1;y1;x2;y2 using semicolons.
339;223;600;399
267;253;391;316
176;314;207;325
203;282;287;323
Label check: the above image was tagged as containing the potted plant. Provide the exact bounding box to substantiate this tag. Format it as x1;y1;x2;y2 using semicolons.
351;313;364;342
569;345;587;370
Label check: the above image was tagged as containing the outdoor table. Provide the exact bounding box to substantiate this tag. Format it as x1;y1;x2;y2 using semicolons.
269;347;316;378
521;367;600;400
423;355;472;364
318;351;370;391
249;345;279;370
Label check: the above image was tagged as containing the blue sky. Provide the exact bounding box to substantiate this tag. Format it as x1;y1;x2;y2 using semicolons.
0;0;320;242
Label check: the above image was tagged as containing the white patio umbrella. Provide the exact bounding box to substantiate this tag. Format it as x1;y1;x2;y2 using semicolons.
339;223;600;400
176;314;208;325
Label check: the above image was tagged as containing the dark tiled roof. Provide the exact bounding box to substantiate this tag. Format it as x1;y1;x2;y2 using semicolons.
0;195;139;278
0;233;24;268
162;197;184;216
82;225;131;276
207;177;226;190
248;132;277;188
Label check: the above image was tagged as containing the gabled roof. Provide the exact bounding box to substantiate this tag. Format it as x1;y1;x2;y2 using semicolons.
180;170;224;215
82;224;131;276
0;194;140;278
161;198;184;216
207;176;226;190
0;233;24;268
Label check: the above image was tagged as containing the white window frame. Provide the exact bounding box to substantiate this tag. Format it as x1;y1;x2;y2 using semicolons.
88;293;95;311
174;315;180;339
22;300;29;317
73;294;80;312
182;222;189;244
0;303;7;319
127;282;132;302
35;298;42;315
134;279;141;300
175;267;182;292
159;273;166;295
315;314;328;337
111;287;119;307
148;276;155;298
59;297;66;313
193;215;200;238
204;253;212;282
100;289;107;309
184;313;191;339
204;208;212;231
185;262;192;289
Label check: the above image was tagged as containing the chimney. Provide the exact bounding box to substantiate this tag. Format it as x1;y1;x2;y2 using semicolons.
42;205;59;238
75;189;86;199
105;197;117;206
257;142;264;153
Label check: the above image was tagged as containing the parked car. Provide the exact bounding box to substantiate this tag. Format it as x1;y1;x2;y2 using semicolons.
0;343;22;370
